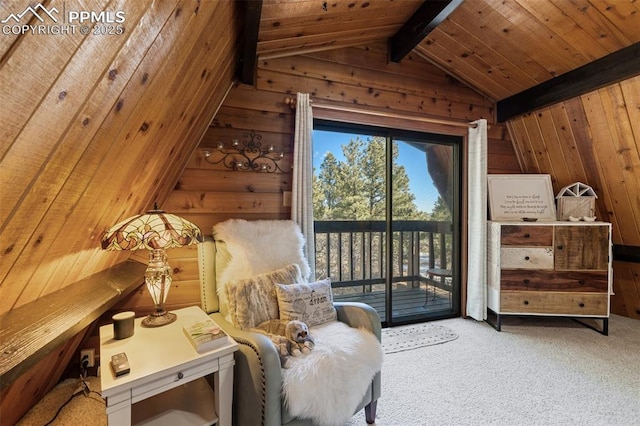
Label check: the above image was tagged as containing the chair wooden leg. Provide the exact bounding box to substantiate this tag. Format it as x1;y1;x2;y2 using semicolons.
365;399;377;424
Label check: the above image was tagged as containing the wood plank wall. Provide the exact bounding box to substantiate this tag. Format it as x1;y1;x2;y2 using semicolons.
4;1;637;421
0;1;240;423
0;0;239;314
150;43;519;319
507;75;640;319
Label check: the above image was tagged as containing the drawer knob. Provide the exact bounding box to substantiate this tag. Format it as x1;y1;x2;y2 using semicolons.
523;279;530;285
523;300;529;305
579;280;586;285
177;372;184;380
524;256;530;261
557;245;564;250
579;303;585;308
523;233;530;238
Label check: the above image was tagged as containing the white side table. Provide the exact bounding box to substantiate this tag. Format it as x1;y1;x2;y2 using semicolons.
100;306;238;426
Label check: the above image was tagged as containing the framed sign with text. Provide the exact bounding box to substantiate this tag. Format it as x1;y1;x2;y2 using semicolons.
487;174;556;221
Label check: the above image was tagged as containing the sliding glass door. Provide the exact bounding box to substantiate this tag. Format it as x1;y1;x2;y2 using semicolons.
312;121;461;326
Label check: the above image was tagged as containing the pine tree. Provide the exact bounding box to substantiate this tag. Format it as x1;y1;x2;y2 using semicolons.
313;136;426;220
313;152;341;219
313;134;452;288
431;196;452;221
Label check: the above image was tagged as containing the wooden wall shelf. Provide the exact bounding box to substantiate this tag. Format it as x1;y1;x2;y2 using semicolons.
0;260;145;390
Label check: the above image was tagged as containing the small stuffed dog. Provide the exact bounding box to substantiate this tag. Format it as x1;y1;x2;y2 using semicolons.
284;320;315;356
253;319;315;368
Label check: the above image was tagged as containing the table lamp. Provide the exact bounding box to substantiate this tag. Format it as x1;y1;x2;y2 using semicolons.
101;205;203;327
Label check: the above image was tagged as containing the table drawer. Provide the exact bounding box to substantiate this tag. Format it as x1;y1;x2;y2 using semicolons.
501;225;553;246
500;247;553;269
132;358;219;403
500;291;608;316
500;270;609;292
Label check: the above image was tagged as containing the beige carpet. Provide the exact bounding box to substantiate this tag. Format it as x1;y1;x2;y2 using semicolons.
17;376;106;425
347;314;640;426
18;315;640;426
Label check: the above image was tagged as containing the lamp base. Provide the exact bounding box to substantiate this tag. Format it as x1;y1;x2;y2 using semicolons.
141;311;177;328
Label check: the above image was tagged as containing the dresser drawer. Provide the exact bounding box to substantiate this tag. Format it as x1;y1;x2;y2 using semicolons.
554;225;609;270
501;225;553;246
500;270;609;292
500;247;553;269
500;291;608;316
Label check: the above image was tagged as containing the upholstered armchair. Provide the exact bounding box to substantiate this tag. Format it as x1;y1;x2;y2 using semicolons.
197;219;382;425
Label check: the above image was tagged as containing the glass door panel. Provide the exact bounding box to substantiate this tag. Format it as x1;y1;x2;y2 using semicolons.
390;139;459;324
312;130;390;321
312;123;460;326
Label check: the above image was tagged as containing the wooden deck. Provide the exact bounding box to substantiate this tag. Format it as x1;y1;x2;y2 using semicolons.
333;284;454;322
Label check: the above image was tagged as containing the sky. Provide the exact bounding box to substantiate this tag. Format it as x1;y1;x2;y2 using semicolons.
312;130;441;213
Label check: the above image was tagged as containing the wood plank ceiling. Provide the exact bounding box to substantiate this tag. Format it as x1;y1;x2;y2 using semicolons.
2;1;639;423
256;0;426;60
252;0;640;106
242;0;640;318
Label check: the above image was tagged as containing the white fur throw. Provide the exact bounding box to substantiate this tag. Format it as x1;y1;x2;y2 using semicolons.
282;321;383;426
213;219;311;319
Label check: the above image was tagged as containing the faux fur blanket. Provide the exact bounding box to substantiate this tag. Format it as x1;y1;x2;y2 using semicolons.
282;321;383;426
213;219;311;285
213;219;312;321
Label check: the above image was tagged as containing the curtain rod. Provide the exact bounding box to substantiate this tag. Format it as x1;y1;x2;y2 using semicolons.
285;97;478;129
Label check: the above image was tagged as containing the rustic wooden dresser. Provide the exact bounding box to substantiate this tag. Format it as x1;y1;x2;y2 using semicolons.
487;221;612;334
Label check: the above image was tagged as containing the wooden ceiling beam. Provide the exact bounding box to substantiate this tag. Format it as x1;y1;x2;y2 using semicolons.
497;42;640;122
240;0;263;85
613;245;640;264
389;0;463;63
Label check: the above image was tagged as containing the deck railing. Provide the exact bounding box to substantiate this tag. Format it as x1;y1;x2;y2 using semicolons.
314;220;453;294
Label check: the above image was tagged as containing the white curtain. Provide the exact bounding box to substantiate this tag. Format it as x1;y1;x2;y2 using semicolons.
292;93;316;279
466;119;488;321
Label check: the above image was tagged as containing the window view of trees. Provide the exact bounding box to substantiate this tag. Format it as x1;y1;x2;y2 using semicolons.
313;135;434;221
313;126;456;321
312;127;459;323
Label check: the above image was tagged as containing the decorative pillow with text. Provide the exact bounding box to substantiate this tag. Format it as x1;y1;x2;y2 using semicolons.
275;278;337;327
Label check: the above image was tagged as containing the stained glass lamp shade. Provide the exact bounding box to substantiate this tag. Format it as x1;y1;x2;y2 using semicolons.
102;207;203;327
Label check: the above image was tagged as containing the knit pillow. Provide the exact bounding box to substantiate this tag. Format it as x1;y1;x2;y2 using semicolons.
225;263;302;330
275;278;337;327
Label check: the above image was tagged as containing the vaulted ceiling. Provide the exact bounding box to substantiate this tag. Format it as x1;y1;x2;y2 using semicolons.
2;2;639;422
246;0;640;120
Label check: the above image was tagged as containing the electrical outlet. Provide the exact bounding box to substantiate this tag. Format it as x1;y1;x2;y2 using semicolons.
81;348;95;368
283;191;292;207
